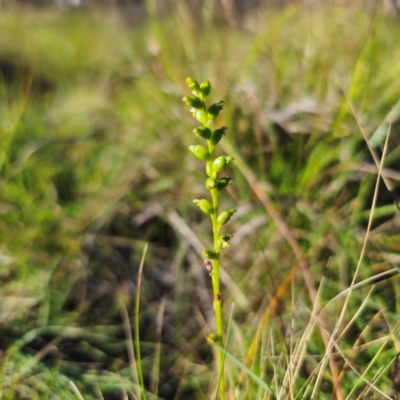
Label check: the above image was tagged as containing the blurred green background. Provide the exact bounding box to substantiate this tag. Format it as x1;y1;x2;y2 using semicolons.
1;1;400;398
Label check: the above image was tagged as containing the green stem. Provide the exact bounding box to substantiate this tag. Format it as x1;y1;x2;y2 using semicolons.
208;139;225;400
211;242;225;399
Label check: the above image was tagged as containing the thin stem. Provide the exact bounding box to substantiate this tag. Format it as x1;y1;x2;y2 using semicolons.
207;138;225;400
212;255;225;399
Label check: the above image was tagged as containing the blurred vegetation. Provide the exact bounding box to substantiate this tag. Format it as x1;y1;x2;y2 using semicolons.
0;1;400;399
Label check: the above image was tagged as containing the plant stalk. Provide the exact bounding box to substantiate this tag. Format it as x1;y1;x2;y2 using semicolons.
208;142;225;400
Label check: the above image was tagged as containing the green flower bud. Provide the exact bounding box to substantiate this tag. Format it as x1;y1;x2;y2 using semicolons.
193;109;208;125
216;177;233;191
193;199;214;214
213;156;227;173
217;208;237;226
189;145;210;160
193;126;211;140
213;156;233;172
217;211;230;226
203;248;218;259
182;95;203;109
186;77;201;94
200;80;211;97
207;101;225;120
211;126;228;145
205;178;217;190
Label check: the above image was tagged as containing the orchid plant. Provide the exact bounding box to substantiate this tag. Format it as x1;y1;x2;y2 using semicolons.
183;78;236;399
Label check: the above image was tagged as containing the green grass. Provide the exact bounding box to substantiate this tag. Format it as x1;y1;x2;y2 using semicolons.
0;1;400;398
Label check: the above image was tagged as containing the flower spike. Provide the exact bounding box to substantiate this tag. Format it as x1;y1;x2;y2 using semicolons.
183;78;234;400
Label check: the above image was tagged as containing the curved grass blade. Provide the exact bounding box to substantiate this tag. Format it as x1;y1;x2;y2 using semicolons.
213;304;234;399
210;341;276;398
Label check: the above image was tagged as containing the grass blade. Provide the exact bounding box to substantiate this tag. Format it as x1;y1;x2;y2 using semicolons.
136;243;148;400
69;380;85;400
211;341;276;398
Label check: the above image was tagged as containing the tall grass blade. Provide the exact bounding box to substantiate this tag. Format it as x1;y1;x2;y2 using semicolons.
214;304;234;400
342;83;398;207
333;344;393;400
69;380;85;400
135;243;148;400
121;299;141;399
357;355;398;399
345;319;400;399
